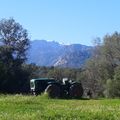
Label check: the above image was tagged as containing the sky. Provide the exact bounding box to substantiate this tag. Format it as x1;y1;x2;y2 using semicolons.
0;0;120;46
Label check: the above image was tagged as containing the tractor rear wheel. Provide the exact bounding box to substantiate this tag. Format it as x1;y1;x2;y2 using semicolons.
45;84;61;98
69;83;83;99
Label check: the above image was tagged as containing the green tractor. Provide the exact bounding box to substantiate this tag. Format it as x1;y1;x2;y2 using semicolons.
30;78;83;98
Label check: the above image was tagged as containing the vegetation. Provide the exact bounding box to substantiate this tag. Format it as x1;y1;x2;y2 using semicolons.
0;18;120;99
0;18;30;93
0;94;119;120
82;32;120;98
0;17;120;120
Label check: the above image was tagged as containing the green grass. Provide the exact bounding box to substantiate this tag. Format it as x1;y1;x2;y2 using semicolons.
0;94;120;120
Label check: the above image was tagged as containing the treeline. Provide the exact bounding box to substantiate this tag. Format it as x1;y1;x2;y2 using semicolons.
0;18;120;98
25;64;82;82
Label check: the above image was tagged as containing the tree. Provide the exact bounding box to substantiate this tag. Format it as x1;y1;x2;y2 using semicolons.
83;32;120;98
0;18;30;93
0;18;30;66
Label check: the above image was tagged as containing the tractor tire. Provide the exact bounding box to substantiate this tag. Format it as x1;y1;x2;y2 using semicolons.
45;84;61;98
69;83;83;99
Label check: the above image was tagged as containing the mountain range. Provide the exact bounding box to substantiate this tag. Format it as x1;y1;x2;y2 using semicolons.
27;40;93;68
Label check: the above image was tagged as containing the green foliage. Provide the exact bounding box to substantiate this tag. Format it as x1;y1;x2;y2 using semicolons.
105;67;120;98
0;18;30;93
104;79;114;97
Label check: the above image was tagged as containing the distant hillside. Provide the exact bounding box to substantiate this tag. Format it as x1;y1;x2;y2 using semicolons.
27;40;93;68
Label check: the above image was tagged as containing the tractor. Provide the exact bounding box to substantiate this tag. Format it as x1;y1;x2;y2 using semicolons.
30;78;83;98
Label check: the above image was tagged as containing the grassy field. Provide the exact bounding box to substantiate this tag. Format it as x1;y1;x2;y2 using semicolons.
0;94;120;120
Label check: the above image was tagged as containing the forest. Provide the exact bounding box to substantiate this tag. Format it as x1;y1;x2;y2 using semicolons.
0;18;120;98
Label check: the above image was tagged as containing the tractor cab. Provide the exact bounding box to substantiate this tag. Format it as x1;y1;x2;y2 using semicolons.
30;78;56;95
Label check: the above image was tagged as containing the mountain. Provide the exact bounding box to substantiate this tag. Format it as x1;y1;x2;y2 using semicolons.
27;40;93;68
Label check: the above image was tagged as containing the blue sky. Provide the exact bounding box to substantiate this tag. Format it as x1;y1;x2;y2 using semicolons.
0;0;120;45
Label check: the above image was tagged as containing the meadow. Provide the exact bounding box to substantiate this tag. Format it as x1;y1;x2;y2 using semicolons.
0;94;120;120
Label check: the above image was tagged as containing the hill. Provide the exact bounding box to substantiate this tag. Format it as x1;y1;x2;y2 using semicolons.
27;40;92;68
